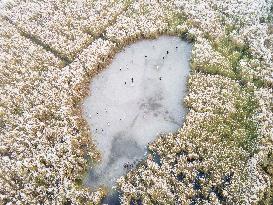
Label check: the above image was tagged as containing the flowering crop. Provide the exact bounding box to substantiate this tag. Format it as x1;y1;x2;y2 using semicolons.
0;0;272;204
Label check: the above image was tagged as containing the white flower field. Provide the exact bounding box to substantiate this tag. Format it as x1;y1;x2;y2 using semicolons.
0;0;272;204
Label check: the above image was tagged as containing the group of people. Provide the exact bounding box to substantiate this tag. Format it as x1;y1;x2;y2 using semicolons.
123;160;141;170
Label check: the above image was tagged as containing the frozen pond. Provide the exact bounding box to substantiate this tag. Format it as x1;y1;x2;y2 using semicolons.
83;36;192;192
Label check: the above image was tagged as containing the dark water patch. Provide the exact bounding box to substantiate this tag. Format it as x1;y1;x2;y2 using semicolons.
102;190;121;205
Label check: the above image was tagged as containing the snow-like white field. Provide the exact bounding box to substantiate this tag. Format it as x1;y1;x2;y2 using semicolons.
0;0;10;9
83;36;192;190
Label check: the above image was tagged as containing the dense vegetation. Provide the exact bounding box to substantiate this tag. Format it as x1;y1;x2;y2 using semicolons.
0;0;272;204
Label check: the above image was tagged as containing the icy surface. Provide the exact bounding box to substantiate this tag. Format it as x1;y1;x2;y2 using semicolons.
83;36;192;189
